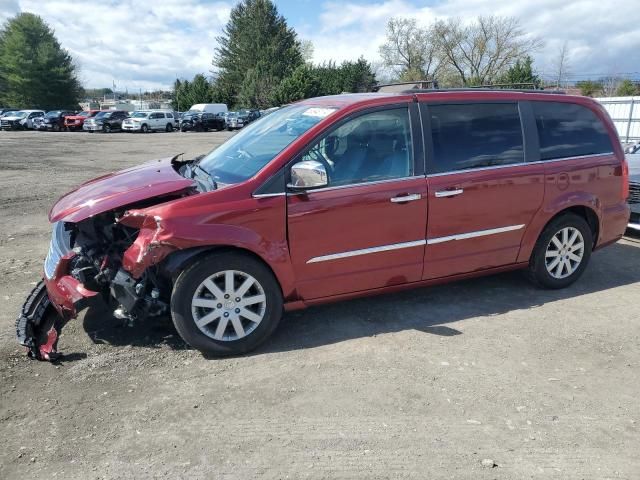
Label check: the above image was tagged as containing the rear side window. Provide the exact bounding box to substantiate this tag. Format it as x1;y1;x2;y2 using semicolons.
532;102;613;160
428;103;524;173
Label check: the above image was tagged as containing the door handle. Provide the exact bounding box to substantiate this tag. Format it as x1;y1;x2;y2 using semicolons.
390;193;422;203
435;189;464;198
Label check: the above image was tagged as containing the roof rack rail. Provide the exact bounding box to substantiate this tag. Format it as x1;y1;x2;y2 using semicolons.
374;80;565;95
403;87;565;95
373;80;439;93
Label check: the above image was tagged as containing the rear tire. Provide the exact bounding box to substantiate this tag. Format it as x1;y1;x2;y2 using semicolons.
171;252;283;356
527;213;593;289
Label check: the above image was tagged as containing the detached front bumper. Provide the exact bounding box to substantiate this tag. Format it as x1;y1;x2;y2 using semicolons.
45;255;99;319
43;221;99;319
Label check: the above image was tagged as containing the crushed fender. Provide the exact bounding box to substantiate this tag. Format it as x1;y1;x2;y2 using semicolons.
15;280;68;361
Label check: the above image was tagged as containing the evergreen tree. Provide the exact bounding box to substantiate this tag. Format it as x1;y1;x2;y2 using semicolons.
0;13;81;109
616;79;638;96
271;65;321;105
498;56;541;88
213;0;303;108
577;80;604;97
339;58;377;93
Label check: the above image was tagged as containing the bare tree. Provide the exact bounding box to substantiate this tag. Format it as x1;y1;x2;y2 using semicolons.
379;18;442;81
552;41;570;88
300;39;315;64
434;16;542;86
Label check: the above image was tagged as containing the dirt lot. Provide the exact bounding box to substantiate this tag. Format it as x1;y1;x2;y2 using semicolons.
1;130;639;479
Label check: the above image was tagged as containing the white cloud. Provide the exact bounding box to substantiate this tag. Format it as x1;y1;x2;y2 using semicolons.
2;0;232;90
306;0;640;81
0;0;638;90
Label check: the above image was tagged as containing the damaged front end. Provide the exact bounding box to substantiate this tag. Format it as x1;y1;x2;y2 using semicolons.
16;205;182;360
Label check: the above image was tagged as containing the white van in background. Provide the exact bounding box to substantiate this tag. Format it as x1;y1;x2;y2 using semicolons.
188;104;228;115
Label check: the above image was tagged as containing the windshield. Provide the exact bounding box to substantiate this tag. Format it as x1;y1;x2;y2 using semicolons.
199;104;337;185
13;111;28;118
95;111;112;119
46;111;61;118
77;111;90;117
131;111;149;118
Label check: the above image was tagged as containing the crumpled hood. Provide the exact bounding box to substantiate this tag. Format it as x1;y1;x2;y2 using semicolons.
49;157;196;223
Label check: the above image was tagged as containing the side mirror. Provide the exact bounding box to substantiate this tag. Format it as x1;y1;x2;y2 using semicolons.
288;160;328;190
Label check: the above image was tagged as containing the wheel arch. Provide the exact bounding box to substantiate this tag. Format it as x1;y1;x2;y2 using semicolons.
158;245;291;300
517;204;600;263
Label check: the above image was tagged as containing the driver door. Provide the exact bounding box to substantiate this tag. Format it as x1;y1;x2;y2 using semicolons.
286;104;428;300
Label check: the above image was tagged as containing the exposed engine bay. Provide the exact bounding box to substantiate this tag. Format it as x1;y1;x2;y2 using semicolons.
16;156;202;361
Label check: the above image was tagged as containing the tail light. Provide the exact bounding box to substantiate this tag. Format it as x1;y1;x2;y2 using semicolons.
622;157;629;200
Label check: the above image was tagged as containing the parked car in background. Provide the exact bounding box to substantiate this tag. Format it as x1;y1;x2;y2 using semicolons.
227;109;261;130
180;111;225;132
1;110;45;130
64;110;100;131
625;142;640;154
627;152;640;232
18;89;630;360
122;110;175;133
35;110;75;131
83;110;129;133
0;108;19;117
225;111;242;130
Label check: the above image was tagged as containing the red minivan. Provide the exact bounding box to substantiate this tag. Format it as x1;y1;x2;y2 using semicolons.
17;89;630;360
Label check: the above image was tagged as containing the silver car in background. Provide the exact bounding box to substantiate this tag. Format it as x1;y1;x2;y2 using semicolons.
627;152;640;232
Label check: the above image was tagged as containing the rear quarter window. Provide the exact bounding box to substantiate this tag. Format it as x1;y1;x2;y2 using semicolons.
532;102;613;160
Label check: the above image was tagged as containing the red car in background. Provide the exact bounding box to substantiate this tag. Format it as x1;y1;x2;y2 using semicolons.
64;110;101;131
17;88;630;360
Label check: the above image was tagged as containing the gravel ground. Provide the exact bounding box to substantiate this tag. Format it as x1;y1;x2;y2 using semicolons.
1;130;639;479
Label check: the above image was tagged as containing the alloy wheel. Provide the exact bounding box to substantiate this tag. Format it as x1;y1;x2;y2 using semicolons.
191;270;266;342
545;227;585;279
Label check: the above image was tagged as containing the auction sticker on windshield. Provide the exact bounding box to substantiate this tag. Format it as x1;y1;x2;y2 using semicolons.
302;107;336;118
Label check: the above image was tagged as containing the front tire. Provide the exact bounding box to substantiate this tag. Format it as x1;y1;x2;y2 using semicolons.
171;252;283;356
103;124;111;133
527;213;593;289
166;123;173;132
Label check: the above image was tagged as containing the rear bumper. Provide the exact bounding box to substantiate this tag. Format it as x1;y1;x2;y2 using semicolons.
596;202;630;249
629;205;640;231
44;254;98;319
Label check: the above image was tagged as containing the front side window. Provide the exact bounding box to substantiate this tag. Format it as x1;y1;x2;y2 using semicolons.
428;103;524;173
199;104;337;185
300;107;413;187
532;102;613;160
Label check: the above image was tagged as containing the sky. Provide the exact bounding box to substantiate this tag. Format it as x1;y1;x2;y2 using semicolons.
0;0;638;91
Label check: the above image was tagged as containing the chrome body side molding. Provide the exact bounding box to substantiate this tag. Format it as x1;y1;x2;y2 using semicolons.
307;225;525;263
